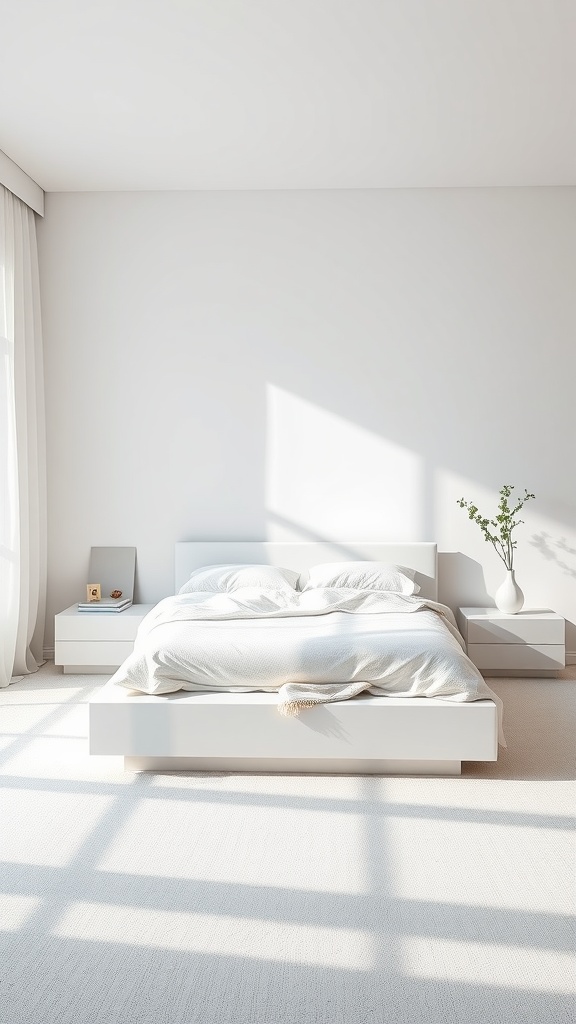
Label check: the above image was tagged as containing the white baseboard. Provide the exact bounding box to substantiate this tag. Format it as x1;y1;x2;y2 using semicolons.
565;652;576;665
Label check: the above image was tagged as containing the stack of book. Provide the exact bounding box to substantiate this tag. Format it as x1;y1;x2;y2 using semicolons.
78;597;133;613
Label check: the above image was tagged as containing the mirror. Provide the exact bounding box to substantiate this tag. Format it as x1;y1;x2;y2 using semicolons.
85;546;136;602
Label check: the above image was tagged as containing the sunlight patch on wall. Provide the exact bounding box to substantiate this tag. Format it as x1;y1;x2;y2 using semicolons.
266;385;423;541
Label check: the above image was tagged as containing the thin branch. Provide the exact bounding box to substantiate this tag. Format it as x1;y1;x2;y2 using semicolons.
457;485;534;572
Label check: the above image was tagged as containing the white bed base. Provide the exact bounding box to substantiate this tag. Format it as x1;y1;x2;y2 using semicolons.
91;687;498;776
89;542;499;775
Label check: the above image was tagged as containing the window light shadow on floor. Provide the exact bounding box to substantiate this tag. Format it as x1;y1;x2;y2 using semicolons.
1;667;574;1024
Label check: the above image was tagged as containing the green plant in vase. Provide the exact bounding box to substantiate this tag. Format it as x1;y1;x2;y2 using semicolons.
457;484;535;614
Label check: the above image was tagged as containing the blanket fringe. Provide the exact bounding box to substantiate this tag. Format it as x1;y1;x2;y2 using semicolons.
278;699;320;717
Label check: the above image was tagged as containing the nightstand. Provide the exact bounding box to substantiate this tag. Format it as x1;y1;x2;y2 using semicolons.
55;604;154;673
456;607;565;676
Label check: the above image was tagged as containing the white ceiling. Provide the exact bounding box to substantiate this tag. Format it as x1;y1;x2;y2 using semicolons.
1;0;575;192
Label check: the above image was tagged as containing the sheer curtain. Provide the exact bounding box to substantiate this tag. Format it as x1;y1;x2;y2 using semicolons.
0;183;47;687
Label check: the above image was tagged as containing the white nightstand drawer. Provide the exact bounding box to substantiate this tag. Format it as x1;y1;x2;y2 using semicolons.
457;608;565;645
467;643;565;671
466;618;563;646
55;640;135;666
55;606;151;641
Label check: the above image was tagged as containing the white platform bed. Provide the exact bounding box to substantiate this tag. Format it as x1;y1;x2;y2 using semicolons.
89;542;499;776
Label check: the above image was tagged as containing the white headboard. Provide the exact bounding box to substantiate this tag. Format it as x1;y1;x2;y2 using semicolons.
175;542;437;600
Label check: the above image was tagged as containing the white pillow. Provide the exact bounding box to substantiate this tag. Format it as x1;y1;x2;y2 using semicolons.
299;561;420;595
178;563;300;595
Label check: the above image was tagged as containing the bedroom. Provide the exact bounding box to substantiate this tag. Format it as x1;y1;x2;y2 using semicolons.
0;2;574;1022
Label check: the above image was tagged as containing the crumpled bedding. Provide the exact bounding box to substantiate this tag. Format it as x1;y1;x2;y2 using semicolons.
110;587;504;742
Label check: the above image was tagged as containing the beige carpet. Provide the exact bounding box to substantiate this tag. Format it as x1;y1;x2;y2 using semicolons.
0;663;574;1024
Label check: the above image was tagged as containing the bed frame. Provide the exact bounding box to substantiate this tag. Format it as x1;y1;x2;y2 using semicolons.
89;541;498;775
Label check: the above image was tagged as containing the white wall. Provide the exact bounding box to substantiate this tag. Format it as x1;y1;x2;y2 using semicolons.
37;188;576;651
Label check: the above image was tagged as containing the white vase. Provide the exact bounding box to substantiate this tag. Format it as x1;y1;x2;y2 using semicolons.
495;569;524;614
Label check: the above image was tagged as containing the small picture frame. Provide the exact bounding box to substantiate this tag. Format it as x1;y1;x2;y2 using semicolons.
87;583;101;602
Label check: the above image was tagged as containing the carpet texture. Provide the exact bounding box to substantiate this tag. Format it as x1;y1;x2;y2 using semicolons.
0;663;574;1024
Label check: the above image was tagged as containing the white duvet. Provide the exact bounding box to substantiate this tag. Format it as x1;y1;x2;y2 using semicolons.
110;588;503;738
